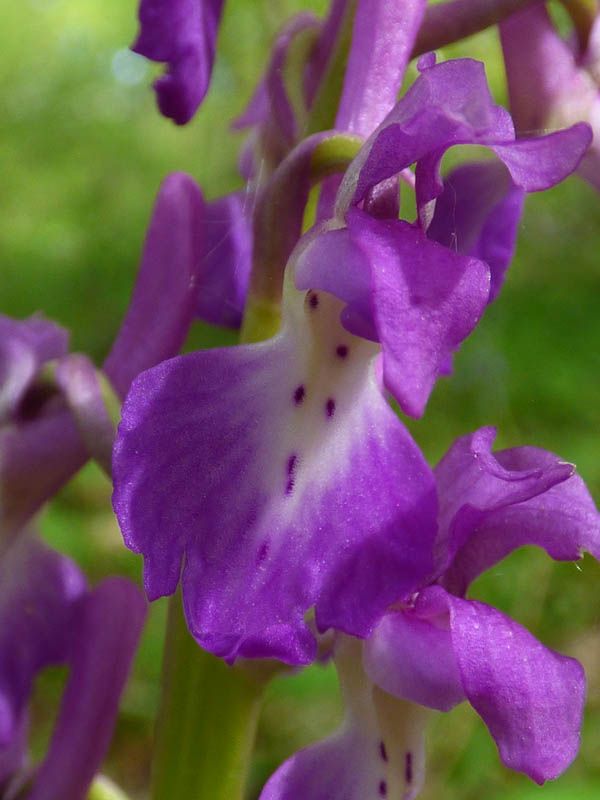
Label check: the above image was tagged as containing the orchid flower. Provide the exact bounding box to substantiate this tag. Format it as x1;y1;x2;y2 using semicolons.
112;54;591;666
260;427;600;799
501;3;600;190
0;172;219;538
0;313;87;544
0;534;146;800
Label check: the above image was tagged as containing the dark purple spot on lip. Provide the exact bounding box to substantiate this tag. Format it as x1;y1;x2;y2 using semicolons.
405;751;413;784
379;741;388;762
257;541;269;563
285;454;298;495
308;291;319;309
293;385;305;405
378;780;387;797
325;398;335;417
336;344;348;359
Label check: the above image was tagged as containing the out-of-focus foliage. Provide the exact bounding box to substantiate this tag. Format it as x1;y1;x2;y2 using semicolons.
3;1;600;798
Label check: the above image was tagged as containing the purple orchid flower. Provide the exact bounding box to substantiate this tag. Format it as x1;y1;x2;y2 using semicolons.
261;427;600;799
112;53;591;668
0;534;146;799
1;172;221;538
132;0;226;125
301;55;592;416
0;313;87;546
501;4;600;190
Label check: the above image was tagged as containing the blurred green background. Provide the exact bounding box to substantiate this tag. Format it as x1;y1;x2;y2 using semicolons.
3;0;600;798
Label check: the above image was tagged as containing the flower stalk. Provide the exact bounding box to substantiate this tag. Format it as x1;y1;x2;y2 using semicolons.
151;592;267;800
242;131;363;340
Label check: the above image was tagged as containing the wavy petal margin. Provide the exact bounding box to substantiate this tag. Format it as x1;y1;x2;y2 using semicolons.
114;283;437;664
132;0;226;124
418;586;585;784
434;427;600;592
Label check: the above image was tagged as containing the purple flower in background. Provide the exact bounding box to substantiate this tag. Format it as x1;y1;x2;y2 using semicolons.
113;54;591;668
0;534;146;799
0;314;87;544
0;172;222;537
261;428;600;799
132;0;226;124
232;11;322;177
501;4;600;190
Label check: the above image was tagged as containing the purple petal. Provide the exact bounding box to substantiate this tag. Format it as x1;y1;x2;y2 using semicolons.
28;579;146;800
232;80;269;132
296;213;490;418
132;0;226;124
294;223;378;342
196;191;252;328
502;6;600;190
433;427;600;593
337;57;591;223
336;58;514;213
348;210;490;417
0;314;68;424
104;172;204;398
419;586;585;783
500;5;579;135
438;431;600;595
0;536;86;748
0;411;87;545
364;609;465;712
335;0;427;137
113;286;437;664
490;123;593;192
260;637;427;800
427;161;524;301
54;355;115;476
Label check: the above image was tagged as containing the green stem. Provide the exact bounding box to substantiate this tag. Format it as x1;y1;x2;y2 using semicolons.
151;593;267;800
